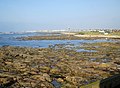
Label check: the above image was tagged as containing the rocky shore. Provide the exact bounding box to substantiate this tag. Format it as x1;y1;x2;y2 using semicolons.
0;42;120;88
18;34;120;40
18;35;107;40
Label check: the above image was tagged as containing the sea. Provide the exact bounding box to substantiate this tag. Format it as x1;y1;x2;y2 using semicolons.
0;32;117;52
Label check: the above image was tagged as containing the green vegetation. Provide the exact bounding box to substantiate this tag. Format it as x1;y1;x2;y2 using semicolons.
77;31;120;36
78;31;103;35
78;32;85;35
80;80;100;88
109;32;120;36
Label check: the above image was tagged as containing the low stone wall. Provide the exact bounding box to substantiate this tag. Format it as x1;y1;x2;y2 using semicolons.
80;74;120;88
80;81;100;88
100;74;120;88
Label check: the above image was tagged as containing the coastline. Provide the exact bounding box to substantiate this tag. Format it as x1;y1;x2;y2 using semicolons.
74;34;120;38
18;35;120;41
0;41;120;87
18;33;120;40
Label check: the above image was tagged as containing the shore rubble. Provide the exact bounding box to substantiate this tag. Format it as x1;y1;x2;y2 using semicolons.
0;42;120;88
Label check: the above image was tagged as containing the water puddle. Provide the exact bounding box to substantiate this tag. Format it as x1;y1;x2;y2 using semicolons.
90;58;97;61
89;58;112;62
101;58;111;63
51;80;61;88
76;49;97;52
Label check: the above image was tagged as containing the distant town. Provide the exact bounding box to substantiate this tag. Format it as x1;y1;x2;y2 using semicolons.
0;29;120;34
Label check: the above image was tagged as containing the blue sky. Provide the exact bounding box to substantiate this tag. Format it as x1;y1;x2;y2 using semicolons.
0;0;120;32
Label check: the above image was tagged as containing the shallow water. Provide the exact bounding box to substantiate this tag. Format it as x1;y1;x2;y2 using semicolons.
51;80;61;88
76;49;97;52
0;33;117;49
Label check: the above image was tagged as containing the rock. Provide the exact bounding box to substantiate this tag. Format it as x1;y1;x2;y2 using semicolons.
50;68;60;74
29;71;38;75
5;61;13;65
40;82;54;88
0;42;120;87
40;66;50;73
65;76;83;85
57;78;64;83
43;73;51;82
30;82;36;87
0;77;17;88
40;83;46;87
31;75;45;81
0;52;3;57
99;63;110;68
13;63;26;69
61;83;77;88
65;76;76;84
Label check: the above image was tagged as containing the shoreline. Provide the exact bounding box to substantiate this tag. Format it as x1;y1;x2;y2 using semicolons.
18;34;120;40
74;34;120;38
0;41;120;87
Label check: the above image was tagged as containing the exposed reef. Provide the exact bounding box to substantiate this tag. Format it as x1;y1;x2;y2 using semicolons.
18;34;120;40
0;42;120;87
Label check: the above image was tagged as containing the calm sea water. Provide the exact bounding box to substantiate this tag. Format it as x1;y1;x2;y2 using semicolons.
0;33;116;48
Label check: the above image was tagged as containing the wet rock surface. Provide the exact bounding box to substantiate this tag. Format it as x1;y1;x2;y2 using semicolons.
0;42;120;88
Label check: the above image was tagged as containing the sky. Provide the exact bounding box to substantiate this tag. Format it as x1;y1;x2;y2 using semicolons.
0;0;120;32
